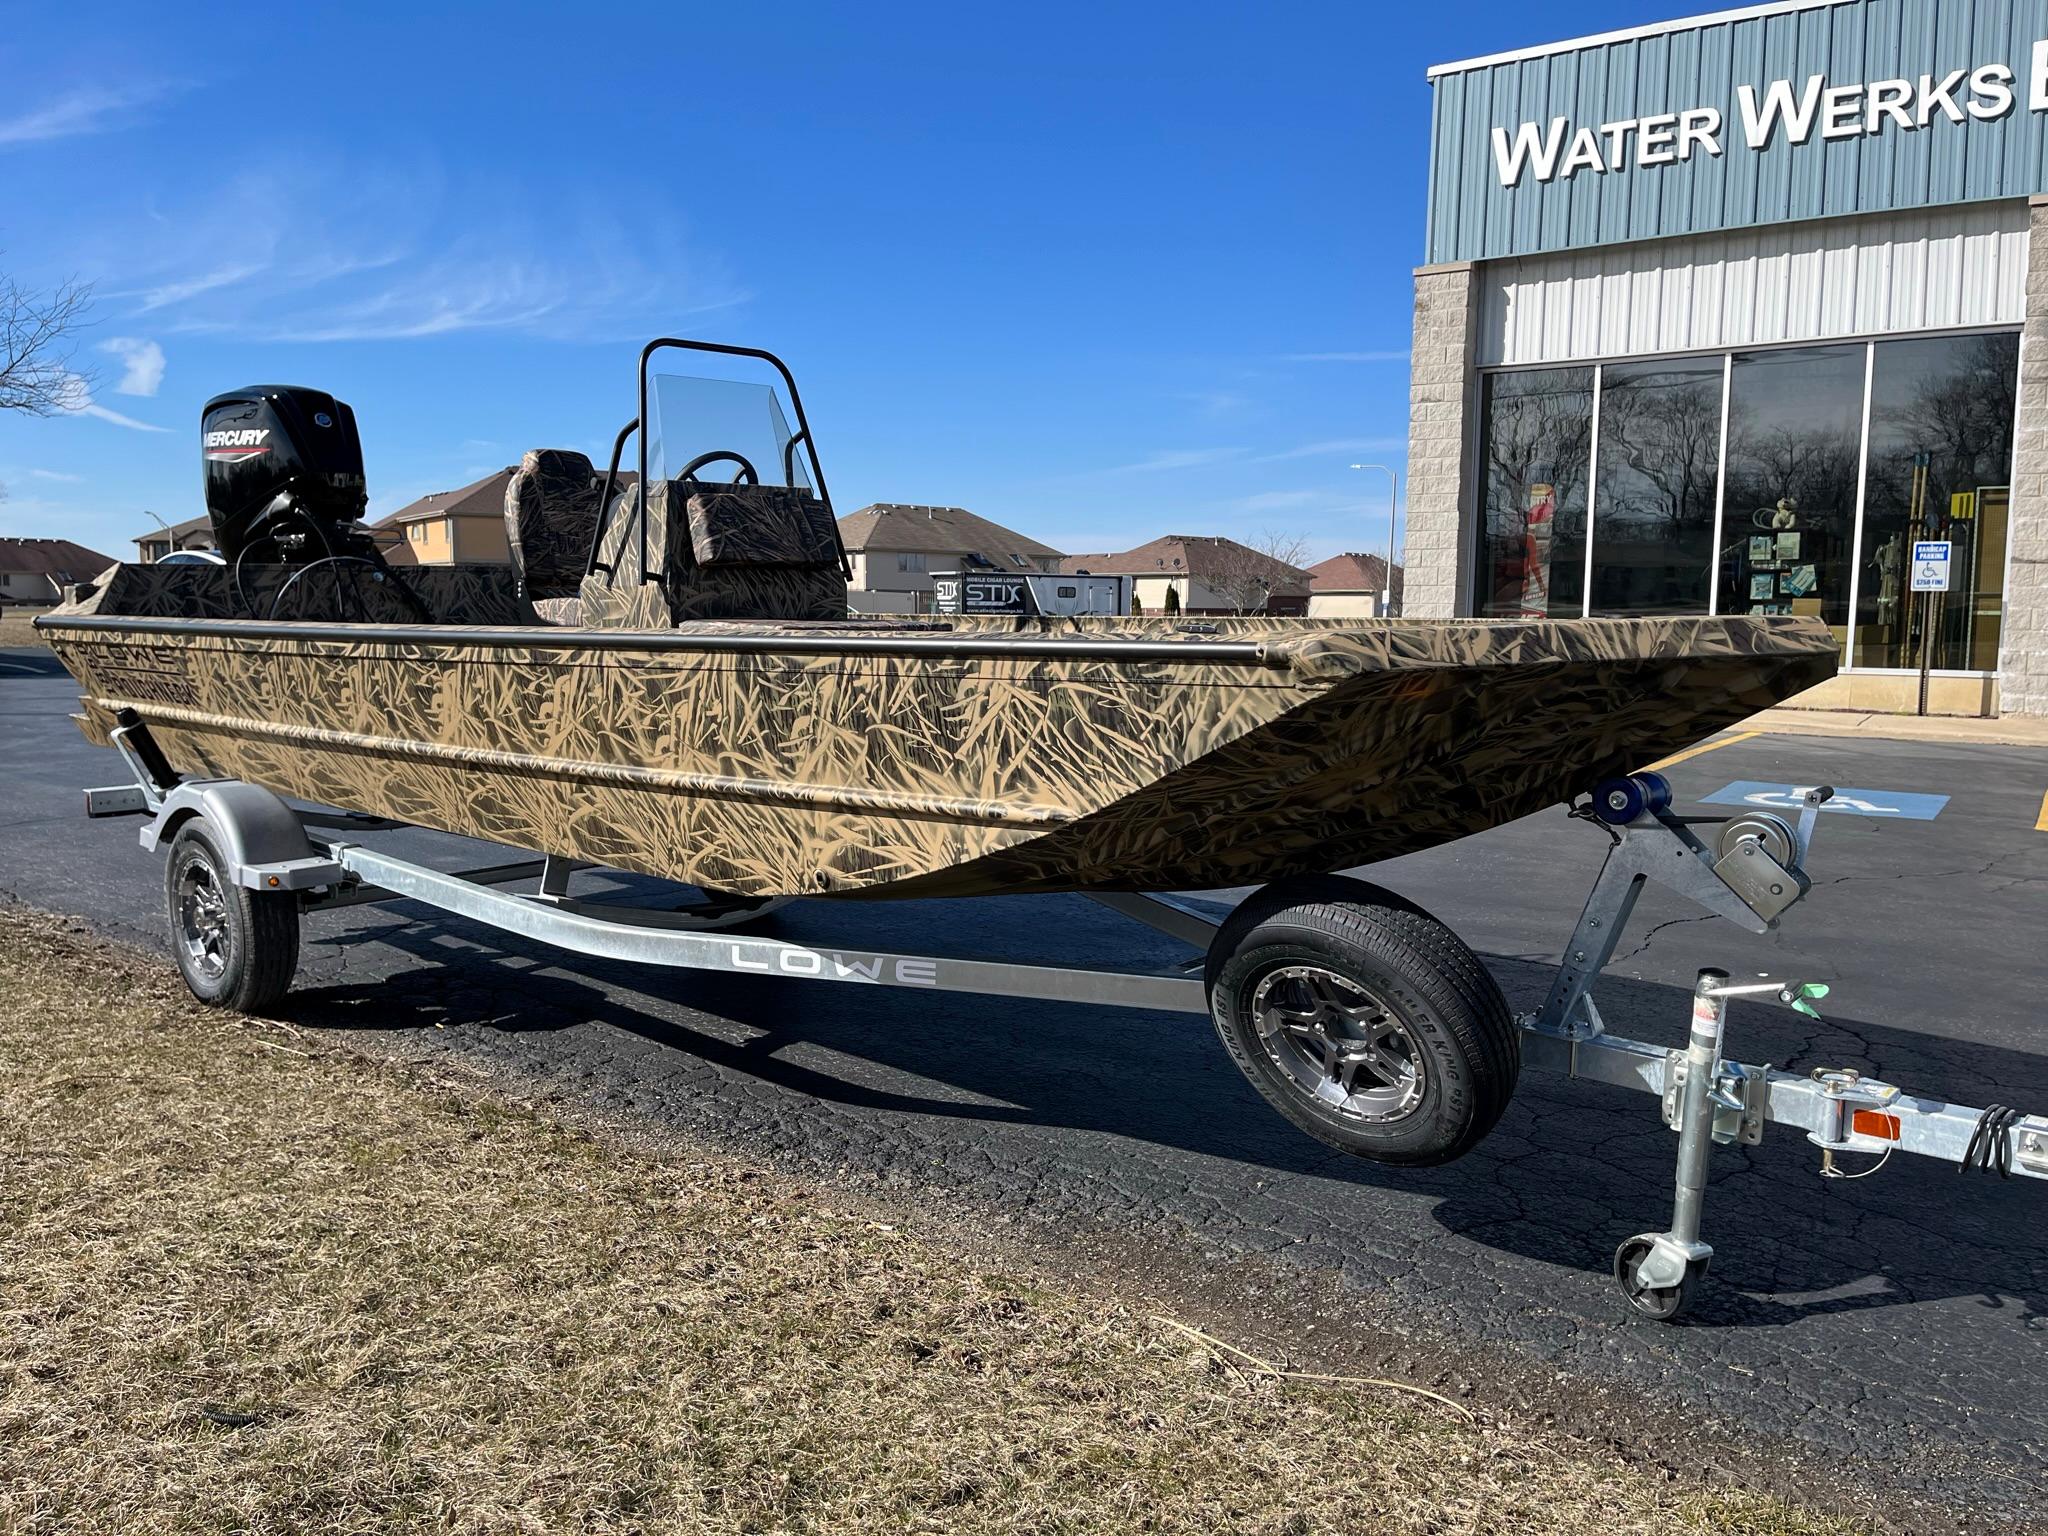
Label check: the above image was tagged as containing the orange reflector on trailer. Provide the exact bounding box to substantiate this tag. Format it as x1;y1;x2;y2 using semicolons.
1852;1109;1901;1141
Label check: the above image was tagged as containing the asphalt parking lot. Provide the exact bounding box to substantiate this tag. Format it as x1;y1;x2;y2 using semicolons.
3;642;2044;1521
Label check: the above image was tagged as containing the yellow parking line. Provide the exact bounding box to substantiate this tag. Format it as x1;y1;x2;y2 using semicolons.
1641;731;1760;775
2036;788;2048;832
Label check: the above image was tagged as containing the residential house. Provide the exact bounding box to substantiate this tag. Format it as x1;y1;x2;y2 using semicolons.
837;504;1063;614
1304;552;1405;618
374;469;517;565
1061;535;1311;616
133;513;216;564
0;537;118;604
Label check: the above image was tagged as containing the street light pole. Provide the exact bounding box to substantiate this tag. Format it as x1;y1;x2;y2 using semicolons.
141;509;173;564
1348;464;1399;616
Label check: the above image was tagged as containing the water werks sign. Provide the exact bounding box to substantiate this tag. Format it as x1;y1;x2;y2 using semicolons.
1493;38;2048;187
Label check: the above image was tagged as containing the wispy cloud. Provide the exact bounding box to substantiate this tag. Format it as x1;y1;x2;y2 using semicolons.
1252;437;1406;463
131;263;265;312
30;468;84;482
1180;389;1252;421
100;337;166;396
1096;447;1244;475
0;82;174;148
1235;489;1327;511
1283;350;1410;363
97;161;746;345
55;373;170;433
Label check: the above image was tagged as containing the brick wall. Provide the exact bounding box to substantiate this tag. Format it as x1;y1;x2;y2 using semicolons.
1999;201;2048;717
1403;263;1482;618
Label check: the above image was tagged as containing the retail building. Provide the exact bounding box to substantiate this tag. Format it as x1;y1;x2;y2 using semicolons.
1406;0;2048;714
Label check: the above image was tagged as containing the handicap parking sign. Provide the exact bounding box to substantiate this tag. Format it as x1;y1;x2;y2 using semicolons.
1700;782;1949;820
1911;541;1951;592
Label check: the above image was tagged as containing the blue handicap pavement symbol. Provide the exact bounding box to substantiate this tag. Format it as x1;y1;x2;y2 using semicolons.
1699;781;1949;821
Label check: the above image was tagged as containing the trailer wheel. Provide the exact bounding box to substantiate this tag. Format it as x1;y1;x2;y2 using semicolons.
1206;875;1518;1166
165;822;300;1012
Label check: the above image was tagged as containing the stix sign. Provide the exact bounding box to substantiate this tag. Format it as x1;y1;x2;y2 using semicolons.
1493;39;2048;187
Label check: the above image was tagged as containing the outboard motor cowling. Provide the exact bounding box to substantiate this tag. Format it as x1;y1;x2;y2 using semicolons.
202;385;370;562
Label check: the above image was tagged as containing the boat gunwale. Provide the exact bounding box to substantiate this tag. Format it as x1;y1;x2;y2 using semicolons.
35;611;1842;670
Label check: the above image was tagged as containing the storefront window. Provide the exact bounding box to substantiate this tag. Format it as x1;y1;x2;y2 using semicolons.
1588;359;1721;616
1719;345;1863;644
1473;367;1593;618
1855;333;2017;671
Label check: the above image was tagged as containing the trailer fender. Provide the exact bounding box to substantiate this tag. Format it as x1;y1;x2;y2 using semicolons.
141;780;346;892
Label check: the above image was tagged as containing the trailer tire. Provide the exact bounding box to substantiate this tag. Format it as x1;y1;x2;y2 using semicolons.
165;822;300;1012
1206;875;1518;1166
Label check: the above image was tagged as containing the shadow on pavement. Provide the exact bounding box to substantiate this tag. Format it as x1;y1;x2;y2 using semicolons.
0;649;70;681
275;897;2048;1331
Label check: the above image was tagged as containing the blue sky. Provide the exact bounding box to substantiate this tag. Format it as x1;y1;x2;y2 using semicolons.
0;0;1658;565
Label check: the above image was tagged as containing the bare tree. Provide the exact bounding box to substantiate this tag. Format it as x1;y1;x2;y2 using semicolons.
1204;531;1313;615
1;272;93;416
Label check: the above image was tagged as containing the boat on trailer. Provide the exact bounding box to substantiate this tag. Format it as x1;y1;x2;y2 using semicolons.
48;338;2018;1323
40;339;1837;903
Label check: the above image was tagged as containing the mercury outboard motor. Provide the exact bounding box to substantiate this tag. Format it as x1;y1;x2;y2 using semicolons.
200;385;428;621
201;385;372;562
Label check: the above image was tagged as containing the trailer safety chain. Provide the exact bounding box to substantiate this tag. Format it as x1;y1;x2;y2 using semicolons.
1961;1104;2021;1178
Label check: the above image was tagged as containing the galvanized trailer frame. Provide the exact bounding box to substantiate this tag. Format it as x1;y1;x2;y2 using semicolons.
87;717;2046;1322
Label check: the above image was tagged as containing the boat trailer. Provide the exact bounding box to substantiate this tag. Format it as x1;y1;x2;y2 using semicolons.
87;724;2046;1323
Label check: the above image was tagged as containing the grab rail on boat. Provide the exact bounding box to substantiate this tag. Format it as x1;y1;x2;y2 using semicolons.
586;416;640;582
32;613;1293;667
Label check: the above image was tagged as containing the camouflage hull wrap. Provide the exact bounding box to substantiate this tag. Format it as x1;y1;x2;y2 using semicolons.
39;597;1836;898
63;560;535;626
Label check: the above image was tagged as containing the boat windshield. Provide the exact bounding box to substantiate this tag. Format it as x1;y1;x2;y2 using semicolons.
646;373;814;493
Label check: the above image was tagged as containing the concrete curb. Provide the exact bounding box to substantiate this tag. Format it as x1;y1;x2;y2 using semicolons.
1741;707;2048;749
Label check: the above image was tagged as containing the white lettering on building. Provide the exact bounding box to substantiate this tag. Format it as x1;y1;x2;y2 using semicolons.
1491;41;2047;187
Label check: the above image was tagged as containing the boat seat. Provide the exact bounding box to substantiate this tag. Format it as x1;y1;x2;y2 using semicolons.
580;477;847;626
504;448;606;601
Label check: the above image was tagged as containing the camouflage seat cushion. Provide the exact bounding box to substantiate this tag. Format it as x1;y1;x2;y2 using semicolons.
580;478;846;627
687;484;840;567
505;448;603;599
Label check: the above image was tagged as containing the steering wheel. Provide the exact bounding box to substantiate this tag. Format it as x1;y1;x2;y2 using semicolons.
676;450;758;485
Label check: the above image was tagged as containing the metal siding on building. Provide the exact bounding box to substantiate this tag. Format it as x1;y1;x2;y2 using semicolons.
1426;0;2048;264
1475;200;2027;365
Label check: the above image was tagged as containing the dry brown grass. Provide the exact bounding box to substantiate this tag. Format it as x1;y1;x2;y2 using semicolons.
0;608;50;647
0;910;1862;1535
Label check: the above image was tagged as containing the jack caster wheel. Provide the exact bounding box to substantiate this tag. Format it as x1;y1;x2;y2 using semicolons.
165;821;300;1012
1205;875;1519;1166
1613;1236;1707;1323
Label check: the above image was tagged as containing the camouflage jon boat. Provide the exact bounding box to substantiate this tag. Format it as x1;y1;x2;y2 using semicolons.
42;601;1836;900
39;339;1837;904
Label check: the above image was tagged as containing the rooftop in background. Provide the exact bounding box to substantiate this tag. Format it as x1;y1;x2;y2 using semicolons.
1306;551;1405;597
372;468;516;530
837;504;1063;562
132;513;213;554
1060;535;1312;593
0;536;119;583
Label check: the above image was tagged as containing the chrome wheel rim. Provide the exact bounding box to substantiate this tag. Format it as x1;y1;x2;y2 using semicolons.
177;859;230;982
1250;964;1424;1122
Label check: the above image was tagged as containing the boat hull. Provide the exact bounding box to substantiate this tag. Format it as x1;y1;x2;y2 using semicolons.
42;612;1837;898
